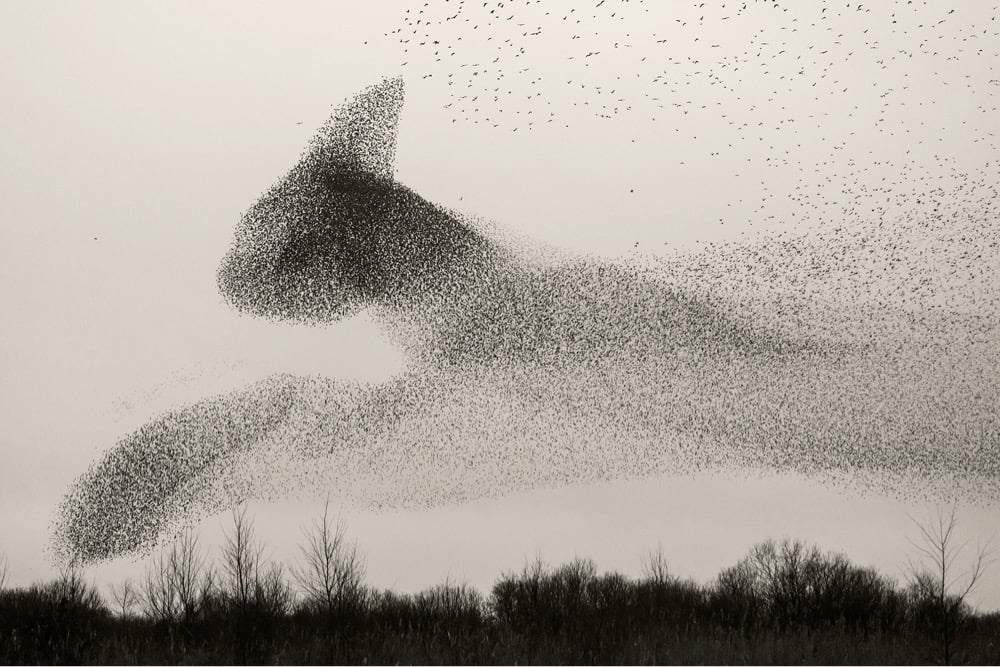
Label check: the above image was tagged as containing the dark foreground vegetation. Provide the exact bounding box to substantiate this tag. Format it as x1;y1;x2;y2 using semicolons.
1;506;996;665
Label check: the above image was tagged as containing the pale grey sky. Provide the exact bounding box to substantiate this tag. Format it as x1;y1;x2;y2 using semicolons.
1;1;998;608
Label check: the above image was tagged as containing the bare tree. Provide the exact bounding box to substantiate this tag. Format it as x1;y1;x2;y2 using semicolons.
139;528;210;622
53;563;104;610
293;499;366;616
906;504;995;665
642;544;673;585
109;578;137;618
168;529;208;622
219;504;293;666
198;564;219;614
258;562;295;616
141;547;178;621
221;505;265;614
0;553;8;590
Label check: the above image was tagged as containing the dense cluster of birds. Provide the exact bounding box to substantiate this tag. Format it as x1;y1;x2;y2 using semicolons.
216;78;494;324
54;72;999;562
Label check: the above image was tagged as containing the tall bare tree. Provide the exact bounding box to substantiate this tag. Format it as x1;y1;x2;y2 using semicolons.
141;547;177;621
222;505;264;615
906;504;995;665
0;553;7;590
169;529;208;622
293;499;366;616
139;528;210;622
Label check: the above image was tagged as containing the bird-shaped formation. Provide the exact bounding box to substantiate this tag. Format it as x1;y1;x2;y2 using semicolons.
53;77;1000;564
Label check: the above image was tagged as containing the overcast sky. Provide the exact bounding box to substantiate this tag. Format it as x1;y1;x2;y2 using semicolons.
1;1;998;608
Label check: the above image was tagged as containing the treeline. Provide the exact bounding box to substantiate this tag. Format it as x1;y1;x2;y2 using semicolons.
0;506;996;665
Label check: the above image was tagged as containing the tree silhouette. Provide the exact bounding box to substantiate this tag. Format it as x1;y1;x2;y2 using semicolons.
292;499;366;618
906;504;995;665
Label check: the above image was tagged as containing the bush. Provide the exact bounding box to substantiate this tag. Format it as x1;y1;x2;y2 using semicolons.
0;567;110;664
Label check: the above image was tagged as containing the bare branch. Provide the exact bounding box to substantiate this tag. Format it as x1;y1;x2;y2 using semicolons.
109;578;137;618
641;543;672;586
906;503;995;666
293;499;366;615
222;505;264;613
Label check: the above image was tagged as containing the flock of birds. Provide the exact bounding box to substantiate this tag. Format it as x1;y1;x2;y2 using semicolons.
52;3;1000;562
386;0;999;338
388;1;996;132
